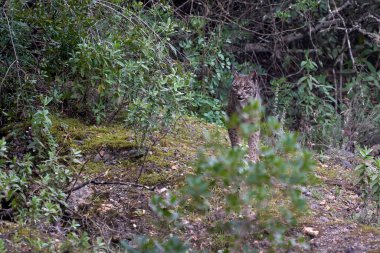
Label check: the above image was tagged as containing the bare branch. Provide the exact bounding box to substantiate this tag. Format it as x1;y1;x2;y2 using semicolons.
354;25;380;47
242;1;352;53
2;1;22;84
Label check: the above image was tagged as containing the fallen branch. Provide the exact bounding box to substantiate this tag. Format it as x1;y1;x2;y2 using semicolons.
65;176;155;194
91;180;155;191
64;173;105;194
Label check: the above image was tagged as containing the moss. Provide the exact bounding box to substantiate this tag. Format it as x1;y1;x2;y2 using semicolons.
139;172;171;186
209;233;234;251
357;224;380;235
50;115;226;186
13;227;36;239
51;115;85;130
81;132;134;151
165;117;227;154
51;114;137;152
51;114;225;159
315;163;338;181
145;153;172;168
85;161;107;174
0;221;18;234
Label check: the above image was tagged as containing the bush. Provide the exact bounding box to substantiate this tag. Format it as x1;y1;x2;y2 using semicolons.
0;105;79;224
355;147;380;223
142;101;315;251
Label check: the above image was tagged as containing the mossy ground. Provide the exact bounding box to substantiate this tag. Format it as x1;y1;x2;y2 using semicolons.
50;115;228;247
3;115;380;252
51;116;380;252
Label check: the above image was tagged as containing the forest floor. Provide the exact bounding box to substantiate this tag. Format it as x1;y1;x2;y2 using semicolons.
300;152;380;253
2;116;380;252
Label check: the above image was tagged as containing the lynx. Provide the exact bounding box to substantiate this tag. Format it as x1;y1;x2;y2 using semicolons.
227;70;261;162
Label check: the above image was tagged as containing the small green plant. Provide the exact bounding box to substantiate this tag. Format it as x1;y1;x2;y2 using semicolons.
122;236;189;253
293;0;320;13
355;147;380;223
0;239;5;253
0;103;94;250
0;103;80;222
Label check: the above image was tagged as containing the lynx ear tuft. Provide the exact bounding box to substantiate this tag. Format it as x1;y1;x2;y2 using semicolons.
249;70;257;79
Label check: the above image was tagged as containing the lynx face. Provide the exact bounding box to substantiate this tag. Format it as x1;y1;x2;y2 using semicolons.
230;71;259;109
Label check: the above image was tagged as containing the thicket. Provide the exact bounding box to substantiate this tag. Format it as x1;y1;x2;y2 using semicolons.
2;0;380;144
174;0;380;149
0;0;379;251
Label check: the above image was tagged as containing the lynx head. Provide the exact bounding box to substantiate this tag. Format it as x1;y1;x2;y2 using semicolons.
231;70;259;108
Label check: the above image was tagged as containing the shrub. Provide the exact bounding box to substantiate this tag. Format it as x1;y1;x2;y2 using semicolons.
0;105;79;224
355;147;380;223
138;101;315;251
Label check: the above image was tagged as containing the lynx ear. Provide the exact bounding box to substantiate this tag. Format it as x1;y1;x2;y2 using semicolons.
249;70;257;79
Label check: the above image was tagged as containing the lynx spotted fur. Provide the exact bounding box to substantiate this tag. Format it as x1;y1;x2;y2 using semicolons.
227;70;260;162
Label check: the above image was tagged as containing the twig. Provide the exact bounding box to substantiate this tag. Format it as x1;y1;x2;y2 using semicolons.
96;0;192;61
0;59;16;91
65;159;90;201
135;116;181;183
331;0;356;73
91;180;155;191
354;24;380;47
107;93;128;122
2;2;21;84
242;1;351;53
65;177;155;193
333;68;337;111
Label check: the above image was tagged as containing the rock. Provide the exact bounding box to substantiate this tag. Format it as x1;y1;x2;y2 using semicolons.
318;216;330;223
341;160;353;169
73;140;84;145
67;183;94;211
310;203;319;209
157;187;168;193
326;194;335;200
97;203;114;213
127;149;146;159
371;144;380;157
94;153;102;162
303;226;319;237
300;186;311;196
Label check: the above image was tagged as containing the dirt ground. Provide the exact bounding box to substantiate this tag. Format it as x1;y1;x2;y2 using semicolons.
64;118;380;252
2;117;380;252
301;153;380;253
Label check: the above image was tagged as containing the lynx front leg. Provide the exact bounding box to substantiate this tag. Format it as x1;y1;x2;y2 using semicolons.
228;128;241;147
248;131;260;163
